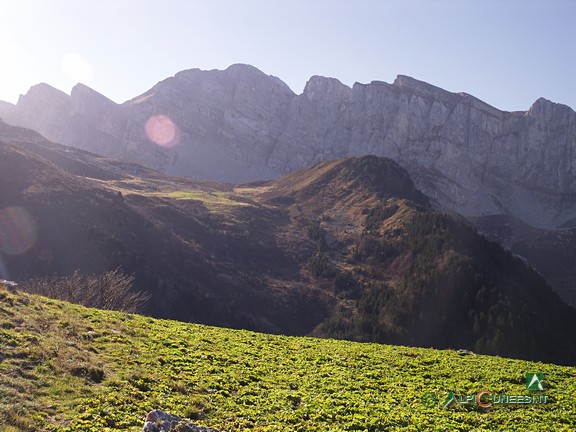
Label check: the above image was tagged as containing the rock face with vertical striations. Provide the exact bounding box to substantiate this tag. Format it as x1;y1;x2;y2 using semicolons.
3;64;576;230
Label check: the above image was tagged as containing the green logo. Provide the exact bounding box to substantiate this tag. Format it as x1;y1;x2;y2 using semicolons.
526;373;544;391
443;391;457;408
420;392;439;408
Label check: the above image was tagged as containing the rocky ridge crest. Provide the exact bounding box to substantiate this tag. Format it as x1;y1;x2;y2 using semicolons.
2;64;576;229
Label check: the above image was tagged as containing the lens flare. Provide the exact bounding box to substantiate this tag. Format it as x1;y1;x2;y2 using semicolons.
145;115;180;148
0;254;9;279
0;207;37;255
60;53;94;83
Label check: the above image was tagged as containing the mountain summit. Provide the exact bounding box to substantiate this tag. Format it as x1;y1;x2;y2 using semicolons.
2;65;576;306
2;64;575;231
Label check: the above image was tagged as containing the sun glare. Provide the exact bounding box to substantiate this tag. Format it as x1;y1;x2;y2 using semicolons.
60;53;94;83
0;39;34;103
0;206;37;256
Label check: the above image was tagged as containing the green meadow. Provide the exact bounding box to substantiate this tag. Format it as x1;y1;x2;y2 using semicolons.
0;286;574;431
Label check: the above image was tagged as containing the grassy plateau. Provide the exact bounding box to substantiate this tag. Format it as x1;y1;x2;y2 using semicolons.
0;285;574;431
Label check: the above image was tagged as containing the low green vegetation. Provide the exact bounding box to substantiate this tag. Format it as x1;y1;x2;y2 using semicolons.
97;176;247;208
0;286;574;431
164;191;247;207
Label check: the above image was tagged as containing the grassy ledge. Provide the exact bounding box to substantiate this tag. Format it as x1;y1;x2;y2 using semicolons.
0;286;574;431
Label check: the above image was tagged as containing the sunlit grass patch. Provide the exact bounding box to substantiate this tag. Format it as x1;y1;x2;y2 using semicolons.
0;286;574;431
164;190;249;207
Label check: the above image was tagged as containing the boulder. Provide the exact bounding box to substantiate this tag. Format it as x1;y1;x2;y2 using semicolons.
142;410;220;432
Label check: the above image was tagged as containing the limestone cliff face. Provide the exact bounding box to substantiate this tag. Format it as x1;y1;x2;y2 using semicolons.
0;100;15;120
4;64;576;228
269;75;576;229
5;83;128;162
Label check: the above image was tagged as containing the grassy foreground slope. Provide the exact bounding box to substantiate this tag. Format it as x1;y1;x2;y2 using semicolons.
0;286;574;431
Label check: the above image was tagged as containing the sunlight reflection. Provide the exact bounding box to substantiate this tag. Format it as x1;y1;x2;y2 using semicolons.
0;254;9;279
145;114;180;148
60;53;94;83
0;207;37;255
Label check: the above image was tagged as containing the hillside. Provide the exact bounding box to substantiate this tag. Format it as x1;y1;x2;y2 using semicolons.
1;121;576;364
1;286;575;431
3;65;576;311
0;120;331;335
471;214;576;307
254;156;576;364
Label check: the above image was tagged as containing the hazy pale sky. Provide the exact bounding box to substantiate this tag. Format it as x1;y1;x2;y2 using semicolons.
0;0;574;111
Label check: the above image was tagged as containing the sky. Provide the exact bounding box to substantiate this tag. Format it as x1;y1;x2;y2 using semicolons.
0;0;574;111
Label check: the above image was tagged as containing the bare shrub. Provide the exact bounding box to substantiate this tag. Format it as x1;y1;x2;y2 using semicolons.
21;268;150;313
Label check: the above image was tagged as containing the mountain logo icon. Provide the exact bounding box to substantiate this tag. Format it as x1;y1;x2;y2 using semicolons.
526;373;544;391
443;391;457;408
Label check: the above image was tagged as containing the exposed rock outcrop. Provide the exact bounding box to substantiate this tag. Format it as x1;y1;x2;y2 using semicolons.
0;100;15;119
142;410;220;432
3;65;576;229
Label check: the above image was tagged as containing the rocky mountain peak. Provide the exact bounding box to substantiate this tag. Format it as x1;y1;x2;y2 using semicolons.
69;83;121;122
393;74;450;99
303;75;352;102
2;65;576;229
0;100;15;119
527;97;575;122
71;83;117;107
224;62;269;78
222;64;295;98
18;83;70;110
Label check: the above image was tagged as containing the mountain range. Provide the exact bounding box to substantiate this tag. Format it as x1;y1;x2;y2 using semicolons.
2;64;575;229
1;64;575;309
1;118;575;364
